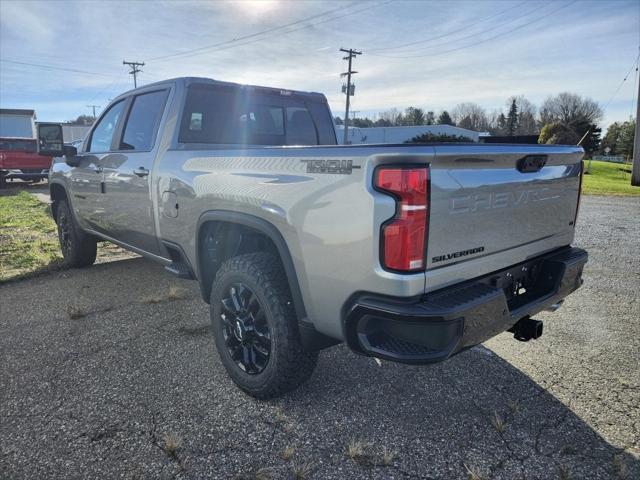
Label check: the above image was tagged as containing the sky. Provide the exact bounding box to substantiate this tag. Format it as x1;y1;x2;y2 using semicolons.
1;0;638;130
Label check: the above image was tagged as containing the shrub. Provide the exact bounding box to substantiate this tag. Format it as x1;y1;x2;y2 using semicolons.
405;132;473;143
538;122;579;145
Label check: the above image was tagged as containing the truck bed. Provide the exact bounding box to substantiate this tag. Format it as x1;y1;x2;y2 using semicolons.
158;142;582;339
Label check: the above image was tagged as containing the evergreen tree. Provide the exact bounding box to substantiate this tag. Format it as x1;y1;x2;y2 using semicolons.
404;107;425;126
437;110;454;125
425;111;436;125
506;99;518;136
573;121;601;155
496;113;507;134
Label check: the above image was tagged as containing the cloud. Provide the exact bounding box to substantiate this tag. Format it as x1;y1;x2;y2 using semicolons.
1;0;638;128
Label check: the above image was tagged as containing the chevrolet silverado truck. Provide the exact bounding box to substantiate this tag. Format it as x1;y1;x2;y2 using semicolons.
37;77;587;398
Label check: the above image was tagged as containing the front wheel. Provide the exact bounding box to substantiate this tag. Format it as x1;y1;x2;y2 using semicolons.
210;253;317;399
56;199;97;268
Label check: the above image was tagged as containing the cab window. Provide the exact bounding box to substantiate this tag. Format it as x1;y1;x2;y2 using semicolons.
88;100;126;153
120;90;168;151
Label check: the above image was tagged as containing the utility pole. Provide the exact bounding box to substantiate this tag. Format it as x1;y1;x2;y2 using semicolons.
122;60;145;88
86;105;100;119
340;48;361;145
632;62;640;186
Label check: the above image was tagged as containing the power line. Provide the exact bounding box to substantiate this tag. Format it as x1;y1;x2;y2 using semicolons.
602;49;640;111
146;1;390;62
340;48;362;145
0;59;119;77
146;2;358;62
368;0;529;53
370;0;576;59
122;60;145;88
630;60;639;120
372;0;550;55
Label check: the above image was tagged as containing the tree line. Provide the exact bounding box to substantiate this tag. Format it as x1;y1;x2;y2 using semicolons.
336;92;635;156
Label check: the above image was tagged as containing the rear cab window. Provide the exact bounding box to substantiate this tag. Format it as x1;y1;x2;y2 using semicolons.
0;139;37;152
179;83;336;146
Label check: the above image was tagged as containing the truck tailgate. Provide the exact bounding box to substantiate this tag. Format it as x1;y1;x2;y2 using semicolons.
427;145;583;280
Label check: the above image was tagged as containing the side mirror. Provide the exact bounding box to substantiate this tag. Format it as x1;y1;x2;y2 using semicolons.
37;123;64;157
63;145;80;167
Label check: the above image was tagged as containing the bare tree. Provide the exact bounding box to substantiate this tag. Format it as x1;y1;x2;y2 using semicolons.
539;92;603;128
375;108;404;126
452;102;490;132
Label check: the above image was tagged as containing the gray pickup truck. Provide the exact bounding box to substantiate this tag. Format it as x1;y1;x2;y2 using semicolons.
37;77;587;398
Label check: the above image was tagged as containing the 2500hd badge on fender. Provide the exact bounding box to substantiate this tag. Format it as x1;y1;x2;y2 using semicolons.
37;77;587;399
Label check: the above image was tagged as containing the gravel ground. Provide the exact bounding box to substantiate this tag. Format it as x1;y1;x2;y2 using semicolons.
0;196;638;480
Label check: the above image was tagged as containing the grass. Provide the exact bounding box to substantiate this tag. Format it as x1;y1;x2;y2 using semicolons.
613;453;630;479
491;410;506;433
291;462;313;480
142;286;190;304
346;439;368;463
281;445;295;461
0;191;61;282
381;446;395;466
582;160;639;196
463;463;485;480
163;432;182;459
67;304;87;320
558;464;572;480
506;399;520;413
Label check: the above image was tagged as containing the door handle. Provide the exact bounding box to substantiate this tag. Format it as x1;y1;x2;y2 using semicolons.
133;167;149;177
94;165;103;174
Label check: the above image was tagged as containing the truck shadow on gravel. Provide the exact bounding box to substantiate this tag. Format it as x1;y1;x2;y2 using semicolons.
0;257;637;480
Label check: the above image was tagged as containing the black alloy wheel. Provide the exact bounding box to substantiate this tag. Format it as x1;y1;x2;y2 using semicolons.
57;206;74;257
220;282;272;374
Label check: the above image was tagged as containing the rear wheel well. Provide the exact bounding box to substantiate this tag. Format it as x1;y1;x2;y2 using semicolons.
197;215;341;351
198;221;282;303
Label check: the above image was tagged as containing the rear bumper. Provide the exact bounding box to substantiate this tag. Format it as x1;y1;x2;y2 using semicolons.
0;169;49;180
344;246;587;364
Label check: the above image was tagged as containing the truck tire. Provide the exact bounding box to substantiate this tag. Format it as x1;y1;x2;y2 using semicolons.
55;199;97;268
210;253;318;399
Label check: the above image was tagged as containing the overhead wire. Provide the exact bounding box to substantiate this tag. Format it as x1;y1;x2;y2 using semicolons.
0;59;120;77
145;1;389;62
602;49;640;112
369;0;576;59
368;0;529;53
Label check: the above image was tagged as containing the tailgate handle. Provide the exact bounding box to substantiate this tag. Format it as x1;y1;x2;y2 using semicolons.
517;155;547;173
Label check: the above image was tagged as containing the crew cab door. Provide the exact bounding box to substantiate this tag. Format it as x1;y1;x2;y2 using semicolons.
101;89;169;256
71;99;127;234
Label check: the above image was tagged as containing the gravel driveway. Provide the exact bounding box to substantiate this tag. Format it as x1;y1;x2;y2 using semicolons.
0;196;638;480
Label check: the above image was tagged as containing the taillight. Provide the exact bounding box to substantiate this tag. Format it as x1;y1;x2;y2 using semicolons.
375;166;429;272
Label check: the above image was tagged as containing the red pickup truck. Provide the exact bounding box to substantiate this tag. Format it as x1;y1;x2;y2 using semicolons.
0;137;52;187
